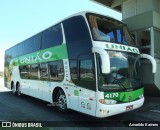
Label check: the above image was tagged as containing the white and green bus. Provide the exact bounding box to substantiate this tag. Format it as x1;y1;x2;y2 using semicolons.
4;12;156;118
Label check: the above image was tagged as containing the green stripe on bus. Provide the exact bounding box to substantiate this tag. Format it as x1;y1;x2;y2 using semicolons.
104;87;143;102
13;44;68;66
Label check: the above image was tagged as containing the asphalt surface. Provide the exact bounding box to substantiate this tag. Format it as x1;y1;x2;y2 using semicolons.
0;78;160;129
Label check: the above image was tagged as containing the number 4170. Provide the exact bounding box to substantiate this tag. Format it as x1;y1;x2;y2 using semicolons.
105;93;119;98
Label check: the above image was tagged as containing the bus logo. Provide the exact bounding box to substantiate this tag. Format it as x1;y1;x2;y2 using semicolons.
106;43;140;54
19;51;53;64
128;96;132;101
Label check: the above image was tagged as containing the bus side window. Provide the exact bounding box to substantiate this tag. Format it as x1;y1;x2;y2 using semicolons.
48;61;64;82
30;64;39;80
23;38;34;55
78;53;96;91
17;43;24;57
63;16;90;42
63;16;92;60
42;24;63;50
70;60;78;80
32;34;41;52
80;60;94;81
40;63;49;81
19;65;30;79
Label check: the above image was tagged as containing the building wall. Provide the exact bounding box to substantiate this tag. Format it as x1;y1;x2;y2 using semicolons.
122;0;160;92
122;0;154;20
122;0;160;29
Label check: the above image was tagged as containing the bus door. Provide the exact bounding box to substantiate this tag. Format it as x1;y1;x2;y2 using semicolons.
66;84;79;111
65;59;79;111
30;64;42;99
40;63;50;101
78;87;97;116
78;54;97;116
19;65;31;95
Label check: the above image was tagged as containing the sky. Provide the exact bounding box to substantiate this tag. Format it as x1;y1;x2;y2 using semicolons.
0;0;121;71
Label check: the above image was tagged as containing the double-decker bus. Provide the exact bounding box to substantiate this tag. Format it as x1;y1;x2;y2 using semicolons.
4;11;156;118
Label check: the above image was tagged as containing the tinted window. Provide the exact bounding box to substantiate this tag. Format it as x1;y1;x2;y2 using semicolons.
49;61;64;82
80;60;94;81
7;46;17;58
70;60;77;80
40;63;49;81
78;53;96;91
23;38;34;55
63;16;90;42
16;34;41;56
19;65;30;79
30;64;39;80
11;46;16;58
32;34;41;52
87;14;134;45
42;24;63;49
17;43;24;56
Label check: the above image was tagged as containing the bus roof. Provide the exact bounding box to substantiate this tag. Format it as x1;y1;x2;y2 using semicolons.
6;11;122;51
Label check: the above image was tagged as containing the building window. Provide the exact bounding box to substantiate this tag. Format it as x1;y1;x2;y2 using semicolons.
135;28;151;54
154;29;160;58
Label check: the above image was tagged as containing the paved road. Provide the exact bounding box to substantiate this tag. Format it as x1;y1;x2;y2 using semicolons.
0;79;160;129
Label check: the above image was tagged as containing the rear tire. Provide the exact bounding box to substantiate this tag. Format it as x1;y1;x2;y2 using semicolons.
56;89;67;112
16;83;22;97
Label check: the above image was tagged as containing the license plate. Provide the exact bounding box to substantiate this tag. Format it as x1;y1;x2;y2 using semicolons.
126;105;133;110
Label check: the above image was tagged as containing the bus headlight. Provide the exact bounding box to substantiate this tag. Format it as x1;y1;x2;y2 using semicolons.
139;94;144;99
99;99;117;105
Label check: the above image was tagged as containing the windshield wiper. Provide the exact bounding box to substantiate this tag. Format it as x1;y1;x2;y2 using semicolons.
112;77;128;90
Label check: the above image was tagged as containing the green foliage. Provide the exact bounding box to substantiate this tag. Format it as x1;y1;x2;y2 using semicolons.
0;71;4;77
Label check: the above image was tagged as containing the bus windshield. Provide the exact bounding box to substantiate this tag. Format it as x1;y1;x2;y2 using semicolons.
87;14;134;45
98;51;141;91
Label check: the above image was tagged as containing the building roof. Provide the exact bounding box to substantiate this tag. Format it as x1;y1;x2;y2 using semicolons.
91;0;128;12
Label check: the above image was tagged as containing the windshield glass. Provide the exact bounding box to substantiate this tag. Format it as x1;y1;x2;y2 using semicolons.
98;51;141;91
87;14;134;45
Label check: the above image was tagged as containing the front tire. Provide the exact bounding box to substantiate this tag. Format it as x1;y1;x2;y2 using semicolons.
11;82;16;95
56;89;67;112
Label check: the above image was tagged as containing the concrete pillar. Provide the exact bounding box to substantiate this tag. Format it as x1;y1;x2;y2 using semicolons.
122;0;160;95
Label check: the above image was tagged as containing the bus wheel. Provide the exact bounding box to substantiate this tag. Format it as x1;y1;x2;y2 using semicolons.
56;89;67;112
16;83;22;97
11;82;16;95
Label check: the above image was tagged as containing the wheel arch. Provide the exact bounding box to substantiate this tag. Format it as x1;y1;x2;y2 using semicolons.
52;86;69;109
11;81;14;90
16;81;20;90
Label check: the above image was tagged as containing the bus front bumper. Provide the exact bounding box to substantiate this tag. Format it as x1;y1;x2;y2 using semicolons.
96;97;144;118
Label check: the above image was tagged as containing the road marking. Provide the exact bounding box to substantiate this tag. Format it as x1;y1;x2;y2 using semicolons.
150;110;160;113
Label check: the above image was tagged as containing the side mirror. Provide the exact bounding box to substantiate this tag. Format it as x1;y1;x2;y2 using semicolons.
134;53;157;73
140;54;157;73
92;47;110;74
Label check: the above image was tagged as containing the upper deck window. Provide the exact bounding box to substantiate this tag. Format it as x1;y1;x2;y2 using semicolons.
87;13;134;45
42;24;63;49
63;16;90;42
